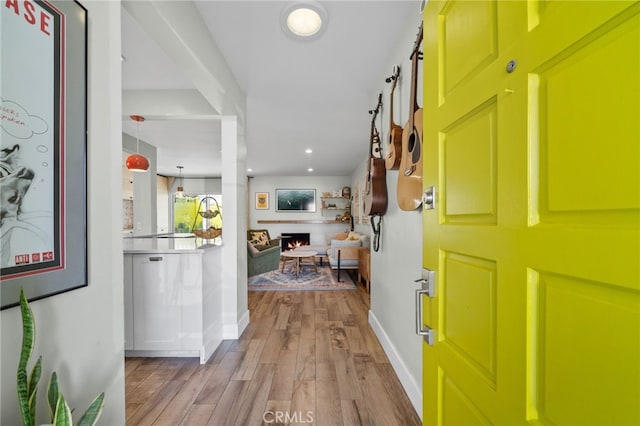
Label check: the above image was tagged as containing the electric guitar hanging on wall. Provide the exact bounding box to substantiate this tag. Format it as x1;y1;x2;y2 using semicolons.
397;24;424;211
363;93;388;216
385;65;403;170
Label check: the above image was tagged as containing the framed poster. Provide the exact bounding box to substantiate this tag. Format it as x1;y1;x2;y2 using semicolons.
276;189;316;212
255;192;269;210
1;0;88;309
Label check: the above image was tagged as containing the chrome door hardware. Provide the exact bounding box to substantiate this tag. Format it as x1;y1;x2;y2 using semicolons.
422;186;436;210
420;324;436;346
414;268;436;297
415;289;436;345
415;268;437;345
415;288;436;345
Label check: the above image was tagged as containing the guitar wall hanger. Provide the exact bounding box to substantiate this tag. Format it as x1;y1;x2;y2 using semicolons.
385;65;403;170
385;65;400;83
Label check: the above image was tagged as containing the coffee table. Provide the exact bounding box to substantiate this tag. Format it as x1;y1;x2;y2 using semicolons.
280;250;318;276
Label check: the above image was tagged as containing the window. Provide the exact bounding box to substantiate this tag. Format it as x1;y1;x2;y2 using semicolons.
174;194;222;235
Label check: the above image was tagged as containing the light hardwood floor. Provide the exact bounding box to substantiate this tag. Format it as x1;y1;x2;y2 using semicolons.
125;282;421;425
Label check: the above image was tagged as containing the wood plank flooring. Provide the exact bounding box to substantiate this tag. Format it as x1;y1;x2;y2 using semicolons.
125;283;421;425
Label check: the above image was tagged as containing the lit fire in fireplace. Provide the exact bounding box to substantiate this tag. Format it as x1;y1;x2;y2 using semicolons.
287;241;309;250
281;233;310;252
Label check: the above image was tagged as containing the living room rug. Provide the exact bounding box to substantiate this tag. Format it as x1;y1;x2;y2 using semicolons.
248;265;356;291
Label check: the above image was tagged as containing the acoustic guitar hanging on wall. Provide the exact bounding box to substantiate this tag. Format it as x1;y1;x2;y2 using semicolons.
363;93;387;217
397;23;423;211
385;65;403;170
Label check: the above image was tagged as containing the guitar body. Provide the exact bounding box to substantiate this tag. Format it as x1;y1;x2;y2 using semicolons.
397;108;423;211
385;123;403;170
397;24;423;211
363;157;388;216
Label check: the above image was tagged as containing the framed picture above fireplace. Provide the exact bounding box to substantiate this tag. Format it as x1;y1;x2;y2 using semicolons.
276;189;316;212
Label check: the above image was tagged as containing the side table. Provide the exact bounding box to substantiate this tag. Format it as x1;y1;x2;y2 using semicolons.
358;247;370;292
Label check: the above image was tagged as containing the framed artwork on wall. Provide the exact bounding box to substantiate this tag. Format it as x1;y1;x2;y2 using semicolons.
1;0;88;309
255;192;269;210
275;189;316;212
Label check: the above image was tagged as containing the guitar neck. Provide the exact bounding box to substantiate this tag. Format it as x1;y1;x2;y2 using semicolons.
369;93;383;159
408;24;423;117
389;70;399;127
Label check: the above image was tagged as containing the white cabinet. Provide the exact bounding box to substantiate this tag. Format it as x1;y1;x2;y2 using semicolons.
178;253;204;351
123;244;222;363
132;253;185;351
123;254;134;350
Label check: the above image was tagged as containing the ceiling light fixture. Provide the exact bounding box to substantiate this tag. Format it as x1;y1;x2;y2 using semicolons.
281;2;327;40
125;115;150;172
175;166;185;198
305;148;313;154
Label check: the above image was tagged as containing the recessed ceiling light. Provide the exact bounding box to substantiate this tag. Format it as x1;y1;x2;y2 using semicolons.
307;168;314;172
288;7;321;36
305;148;313;154
247;168;253;172
281;2;327;40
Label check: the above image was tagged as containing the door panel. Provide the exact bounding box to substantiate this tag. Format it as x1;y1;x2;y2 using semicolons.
440;0;498;99
422;1;640;424
442;99;497;223
531;271;640;425
442;252;497;385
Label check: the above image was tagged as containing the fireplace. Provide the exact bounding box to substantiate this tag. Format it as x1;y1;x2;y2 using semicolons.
281;232;310;251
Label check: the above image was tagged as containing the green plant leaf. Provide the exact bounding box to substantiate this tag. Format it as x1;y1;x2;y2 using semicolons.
17;366;32;426
77;393;105;426
28;356;42;424
48;371;60;422
27;387;38;426
53;392;73;426
17;288;36;426
28;356;42;400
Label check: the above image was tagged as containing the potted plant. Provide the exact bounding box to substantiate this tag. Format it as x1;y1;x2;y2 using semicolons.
17;289;104;426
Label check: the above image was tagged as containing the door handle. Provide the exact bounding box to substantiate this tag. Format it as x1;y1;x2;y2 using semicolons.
415;288;436;345
414;268;436;297
149;256;163;261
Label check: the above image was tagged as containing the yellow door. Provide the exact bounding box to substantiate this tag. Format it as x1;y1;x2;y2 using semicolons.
421;1;640;424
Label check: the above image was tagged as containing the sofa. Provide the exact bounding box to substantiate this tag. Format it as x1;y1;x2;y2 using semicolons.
247;229;281;277
327;231;369;281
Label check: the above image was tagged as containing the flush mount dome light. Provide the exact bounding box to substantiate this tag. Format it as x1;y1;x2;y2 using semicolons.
282;2;327;40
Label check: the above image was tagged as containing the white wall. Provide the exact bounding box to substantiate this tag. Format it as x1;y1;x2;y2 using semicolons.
123;132;158;235
350;14;425;418
1;2;126;424
249;175;353;243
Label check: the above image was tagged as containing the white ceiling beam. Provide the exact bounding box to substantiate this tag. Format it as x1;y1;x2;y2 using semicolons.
122;0;246;127
122;89;218;118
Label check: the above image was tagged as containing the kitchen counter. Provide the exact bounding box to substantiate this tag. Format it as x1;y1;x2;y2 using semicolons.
123;234;221;253
123;235;223;363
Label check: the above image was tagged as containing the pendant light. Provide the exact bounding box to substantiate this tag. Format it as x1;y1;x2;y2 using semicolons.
175;166;184;198
125;115;150;172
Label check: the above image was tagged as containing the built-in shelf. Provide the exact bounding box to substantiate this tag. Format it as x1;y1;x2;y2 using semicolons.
257;220;347;224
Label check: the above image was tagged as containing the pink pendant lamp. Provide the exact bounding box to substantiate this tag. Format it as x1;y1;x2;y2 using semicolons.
126;115;150;172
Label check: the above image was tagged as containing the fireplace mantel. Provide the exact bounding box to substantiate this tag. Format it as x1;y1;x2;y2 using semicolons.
257;220;344;224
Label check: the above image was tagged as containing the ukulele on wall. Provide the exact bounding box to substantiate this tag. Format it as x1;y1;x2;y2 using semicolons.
385;65;403;170
363;93;388;216
397;24;424;211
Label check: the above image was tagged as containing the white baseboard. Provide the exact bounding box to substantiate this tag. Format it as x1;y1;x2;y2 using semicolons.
222;309;250;339
368;310;423;420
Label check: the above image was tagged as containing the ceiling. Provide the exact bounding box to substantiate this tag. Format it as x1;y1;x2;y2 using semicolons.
121;1;421;178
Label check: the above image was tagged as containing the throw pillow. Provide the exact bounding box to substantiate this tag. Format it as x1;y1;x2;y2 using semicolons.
334;232;348;240
346;231;360;241
250;231;270;245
